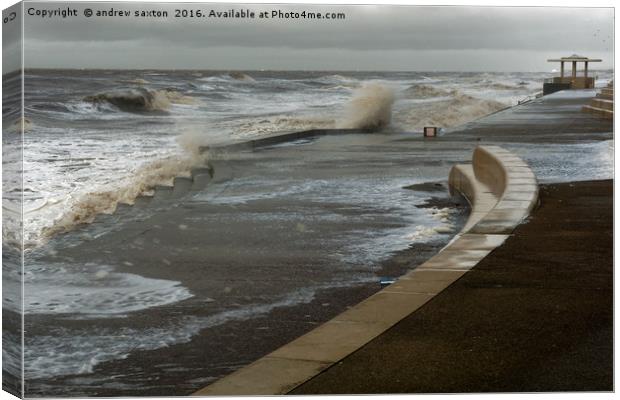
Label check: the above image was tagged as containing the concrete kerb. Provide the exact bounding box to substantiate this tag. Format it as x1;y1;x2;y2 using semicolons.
192;145;539;396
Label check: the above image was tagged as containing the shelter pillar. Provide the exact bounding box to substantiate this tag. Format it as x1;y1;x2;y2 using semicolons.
572;61;577;82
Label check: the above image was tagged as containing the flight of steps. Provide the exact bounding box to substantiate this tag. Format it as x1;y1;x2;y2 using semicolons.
91;166;213;225
582;81;614;119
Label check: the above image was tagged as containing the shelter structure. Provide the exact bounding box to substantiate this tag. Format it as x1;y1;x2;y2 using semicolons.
543;55;602;95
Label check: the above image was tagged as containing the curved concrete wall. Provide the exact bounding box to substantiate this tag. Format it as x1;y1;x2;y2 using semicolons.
472;146;507;197
448;162;498;233
449;145;538;236
193;145;538;396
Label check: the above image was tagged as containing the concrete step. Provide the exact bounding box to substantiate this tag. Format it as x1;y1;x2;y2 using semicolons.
89;202;133;225
596;93;613;100
133;195;153;208
172;176;193;198
89;198;151;228
582;105;614;119
591;98;614;111
601;88;613;96
92;212;116;225
191;169;212;191
115;202;133;216
86;164;213;228
151;185;174;203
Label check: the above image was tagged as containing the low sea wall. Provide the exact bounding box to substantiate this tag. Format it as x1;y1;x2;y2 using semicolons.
199;128;375;153
193;145;539;396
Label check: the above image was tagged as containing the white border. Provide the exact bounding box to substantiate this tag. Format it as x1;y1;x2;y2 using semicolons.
0;1;616;400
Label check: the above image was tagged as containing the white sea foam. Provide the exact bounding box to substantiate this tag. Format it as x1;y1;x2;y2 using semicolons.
193;176;459;265
403;83;453;99
84;87;195;112
228;71;255;81
232;115;335;138
198;72;255;83
403;207;456;240
39;150;205;240
394;91;507;130
20;126;210;247
337;83;395;130
503;140;614;183
24;285;323;380
16;263;193;317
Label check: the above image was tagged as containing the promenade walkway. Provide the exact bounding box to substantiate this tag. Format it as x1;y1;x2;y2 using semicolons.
293;179;613;393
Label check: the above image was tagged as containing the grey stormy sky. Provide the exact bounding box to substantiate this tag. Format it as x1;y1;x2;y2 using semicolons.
5;2;615;72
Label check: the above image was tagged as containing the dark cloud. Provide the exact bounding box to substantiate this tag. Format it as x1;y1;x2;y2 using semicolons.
16;2;615;71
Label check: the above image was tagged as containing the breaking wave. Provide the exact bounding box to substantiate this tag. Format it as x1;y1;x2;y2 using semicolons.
235;115;335;137
337;83;395;130
403;84;453;99
228;71;255;81
83;88;193;112
199;72;255;83
314;74;359;87
160;88;195;105
395;91;507;130
40;134;208;241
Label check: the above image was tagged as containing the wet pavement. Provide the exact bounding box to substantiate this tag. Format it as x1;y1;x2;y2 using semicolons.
293;180;613;393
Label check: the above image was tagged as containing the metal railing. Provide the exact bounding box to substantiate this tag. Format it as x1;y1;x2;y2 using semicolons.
517;91;544;105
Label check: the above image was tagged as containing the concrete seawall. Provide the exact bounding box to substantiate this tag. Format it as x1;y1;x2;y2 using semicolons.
193;145;539;396
199;128;375;153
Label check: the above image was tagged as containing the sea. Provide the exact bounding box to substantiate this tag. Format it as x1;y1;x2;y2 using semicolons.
2;69;614;396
